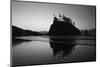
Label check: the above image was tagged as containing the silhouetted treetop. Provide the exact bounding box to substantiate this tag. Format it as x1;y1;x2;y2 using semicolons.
53;14;75;26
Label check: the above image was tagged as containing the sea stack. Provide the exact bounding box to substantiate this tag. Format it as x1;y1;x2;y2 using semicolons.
48;14;81;35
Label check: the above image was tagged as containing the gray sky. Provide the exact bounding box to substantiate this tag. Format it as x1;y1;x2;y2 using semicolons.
12;1;96;31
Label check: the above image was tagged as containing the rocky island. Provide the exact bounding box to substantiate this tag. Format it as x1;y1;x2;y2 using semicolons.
48;14;81;35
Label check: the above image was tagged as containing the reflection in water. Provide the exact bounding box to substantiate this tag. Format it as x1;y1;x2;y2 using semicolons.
49;37;76;59
12;36;96;66
12;38;32;46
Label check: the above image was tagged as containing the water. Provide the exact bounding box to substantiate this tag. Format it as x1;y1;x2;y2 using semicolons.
12;36;96;66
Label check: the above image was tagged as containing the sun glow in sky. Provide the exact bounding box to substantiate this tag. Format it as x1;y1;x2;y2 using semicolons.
12;1;96;31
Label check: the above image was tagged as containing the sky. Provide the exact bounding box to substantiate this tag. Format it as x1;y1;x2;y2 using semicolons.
12;0;96;31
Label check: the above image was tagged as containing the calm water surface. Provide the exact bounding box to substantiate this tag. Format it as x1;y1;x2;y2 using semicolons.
12;36;96;66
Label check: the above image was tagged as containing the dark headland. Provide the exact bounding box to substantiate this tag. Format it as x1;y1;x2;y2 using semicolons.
12;26;42;38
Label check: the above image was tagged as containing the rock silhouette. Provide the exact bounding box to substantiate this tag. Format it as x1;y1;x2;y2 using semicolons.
48;14;81;35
